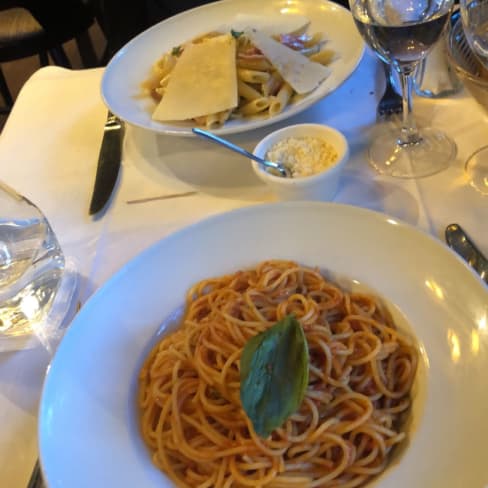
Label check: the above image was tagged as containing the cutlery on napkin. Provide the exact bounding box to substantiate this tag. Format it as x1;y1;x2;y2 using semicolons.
89;111;124;216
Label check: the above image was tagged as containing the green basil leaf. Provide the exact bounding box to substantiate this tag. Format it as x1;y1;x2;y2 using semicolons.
231;29;244;39
171;45;183;57
240;314;309;438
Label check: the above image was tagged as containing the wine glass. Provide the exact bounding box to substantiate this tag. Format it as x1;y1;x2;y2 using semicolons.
349;0;456;178
459;0;488;194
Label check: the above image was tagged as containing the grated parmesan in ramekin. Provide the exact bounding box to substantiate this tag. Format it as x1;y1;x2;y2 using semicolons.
265;136;338;178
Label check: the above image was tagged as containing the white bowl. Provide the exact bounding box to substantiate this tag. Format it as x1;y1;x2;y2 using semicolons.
101;0;364;136
251;124;349;201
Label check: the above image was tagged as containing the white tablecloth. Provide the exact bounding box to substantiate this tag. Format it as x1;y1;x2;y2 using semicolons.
0;51;486;487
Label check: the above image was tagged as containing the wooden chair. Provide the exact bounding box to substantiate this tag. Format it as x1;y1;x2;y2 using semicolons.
0;1;98;113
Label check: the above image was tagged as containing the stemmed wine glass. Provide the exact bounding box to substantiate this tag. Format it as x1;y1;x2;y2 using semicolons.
459;0;488;194
349;0;456;178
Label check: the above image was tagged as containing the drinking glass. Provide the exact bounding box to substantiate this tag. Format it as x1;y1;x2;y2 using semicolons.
349;0;457;178
459;0;488;194
0;181;78;352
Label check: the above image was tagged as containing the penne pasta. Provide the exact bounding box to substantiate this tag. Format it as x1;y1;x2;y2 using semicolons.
154;54;177;80
155;86;166;97
159;73;171;88
205;112;221;129
290;92;308;104
141;73;162;93
269;82;293;116
218;109;232;125
237;68;270;83
193;115;207;126
236;56;273;71
262;71;283;96
144;24;335;128
203;109;232;129
303;32;324;48
309;48;338;65
238;97;271;115
287;21;311;37
237;79;263;101
236;34;253;51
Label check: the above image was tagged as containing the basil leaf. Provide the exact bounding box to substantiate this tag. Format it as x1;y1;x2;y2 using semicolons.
231;29;244;39
171;45;182;57
240;315;309;438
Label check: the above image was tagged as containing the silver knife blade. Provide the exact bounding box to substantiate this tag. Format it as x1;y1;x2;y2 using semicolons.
445;223;488;284
89;111;123;216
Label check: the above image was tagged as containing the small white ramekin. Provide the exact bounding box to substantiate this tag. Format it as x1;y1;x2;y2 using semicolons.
251;123;349;201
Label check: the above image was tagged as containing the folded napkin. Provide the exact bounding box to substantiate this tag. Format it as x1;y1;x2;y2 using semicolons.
0;67;107;300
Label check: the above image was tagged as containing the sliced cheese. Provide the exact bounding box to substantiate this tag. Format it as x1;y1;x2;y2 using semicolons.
248;29;331;95
152;34;238;121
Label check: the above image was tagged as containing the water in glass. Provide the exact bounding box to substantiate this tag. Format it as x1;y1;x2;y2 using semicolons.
0;182;68;345
349;0;456;178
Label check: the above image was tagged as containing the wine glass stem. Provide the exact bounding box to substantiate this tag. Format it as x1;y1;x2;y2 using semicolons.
398;68;422;146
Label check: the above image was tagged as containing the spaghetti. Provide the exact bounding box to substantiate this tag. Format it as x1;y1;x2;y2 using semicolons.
138;260;418;487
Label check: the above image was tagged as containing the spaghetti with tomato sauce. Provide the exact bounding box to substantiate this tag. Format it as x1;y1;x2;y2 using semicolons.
138;260;418;487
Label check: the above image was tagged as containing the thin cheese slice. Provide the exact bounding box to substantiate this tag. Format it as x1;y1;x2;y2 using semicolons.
152;34;238;121
248;29;331;95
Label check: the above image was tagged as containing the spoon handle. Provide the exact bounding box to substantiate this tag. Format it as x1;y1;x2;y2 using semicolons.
192;128;256;159
192;128;286;176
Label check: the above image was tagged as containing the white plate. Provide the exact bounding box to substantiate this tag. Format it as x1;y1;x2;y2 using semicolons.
39;202;488;487
101;0;364;136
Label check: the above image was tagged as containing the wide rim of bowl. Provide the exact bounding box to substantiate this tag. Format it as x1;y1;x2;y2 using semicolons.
251;123;349;185
37;201;488;488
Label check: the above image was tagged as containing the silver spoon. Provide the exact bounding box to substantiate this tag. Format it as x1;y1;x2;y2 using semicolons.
192;128;291;178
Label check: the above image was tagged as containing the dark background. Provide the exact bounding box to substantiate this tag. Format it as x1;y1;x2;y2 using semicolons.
96;0;351;60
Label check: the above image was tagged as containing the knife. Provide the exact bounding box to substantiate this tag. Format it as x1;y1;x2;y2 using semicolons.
89;111;124;216
445;223;488;284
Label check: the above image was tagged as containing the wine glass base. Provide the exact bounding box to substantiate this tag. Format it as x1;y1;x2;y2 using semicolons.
466;146;488;195
368;127;457;178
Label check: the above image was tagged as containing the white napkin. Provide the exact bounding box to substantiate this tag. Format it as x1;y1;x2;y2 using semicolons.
0;66;108;301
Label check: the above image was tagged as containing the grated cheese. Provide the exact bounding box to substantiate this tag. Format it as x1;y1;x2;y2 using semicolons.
265;136;338;178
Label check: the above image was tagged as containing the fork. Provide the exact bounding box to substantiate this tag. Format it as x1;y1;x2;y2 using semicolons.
377;62;403;121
